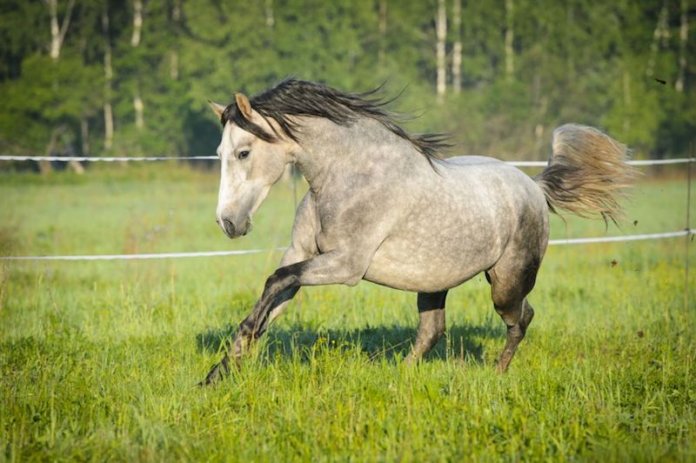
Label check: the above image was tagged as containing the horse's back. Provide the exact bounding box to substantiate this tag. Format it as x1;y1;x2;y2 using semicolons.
364;155;549;293
444;154;549;259
438;155;546;211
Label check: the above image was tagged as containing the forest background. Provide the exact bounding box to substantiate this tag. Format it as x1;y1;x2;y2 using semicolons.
0;0;693;166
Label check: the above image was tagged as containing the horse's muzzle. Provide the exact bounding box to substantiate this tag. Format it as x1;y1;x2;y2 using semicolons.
217;216;250;239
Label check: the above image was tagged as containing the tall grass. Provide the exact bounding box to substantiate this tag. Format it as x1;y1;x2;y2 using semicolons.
1;165;694;461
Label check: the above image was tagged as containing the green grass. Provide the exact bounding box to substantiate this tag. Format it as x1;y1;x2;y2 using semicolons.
1;165;695;461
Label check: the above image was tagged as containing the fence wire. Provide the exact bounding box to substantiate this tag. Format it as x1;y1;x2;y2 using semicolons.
1;154;692;262
0;155;694;167
1;230;693;261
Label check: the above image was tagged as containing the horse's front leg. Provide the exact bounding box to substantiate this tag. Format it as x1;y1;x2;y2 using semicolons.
200;267;301;386
202;251;363;385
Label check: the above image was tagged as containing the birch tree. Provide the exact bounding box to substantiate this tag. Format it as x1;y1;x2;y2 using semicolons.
132;0;144;130
378;0;387;68
451;0;462;93
46;0;75;61
265;0;275;28
43;0;84;173
435;0;447;99
676;0;688;92
504;0;514;80
646;1;669;78
102;4;114;150
170;0;181;80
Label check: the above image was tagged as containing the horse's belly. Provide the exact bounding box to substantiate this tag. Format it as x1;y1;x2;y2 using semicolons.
363;232;500;293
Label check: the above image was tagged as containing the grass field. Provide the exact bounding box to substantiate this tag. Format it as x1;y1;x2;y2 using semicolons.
1;165;694;461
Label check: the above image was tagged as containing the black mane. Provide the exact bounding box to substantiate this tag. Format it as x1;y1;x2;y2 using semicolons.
220;79;448;163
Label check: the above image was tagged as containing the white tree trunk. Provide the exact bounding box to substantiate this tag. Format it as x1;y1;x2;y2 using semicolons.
102;6;114;151
435;0;447;99
81;117;90;156
68;158;85;174
40;130;58;174
676;0;689;92
265;0;275;28
566;4;576;82
451;0;462;93
131;0;143;47
169;52;179;80
378;0;387;68
46;0;75;61
48;0;60;59
505;0;514;80
170;0;180;80
134;86;144;130
646;2;669;78
131;1;145;130
623;69;631;135
45;0;78;173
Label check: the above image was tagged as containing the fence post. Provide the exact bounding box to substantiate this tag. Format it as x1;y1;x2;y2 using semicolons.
685;147;693;312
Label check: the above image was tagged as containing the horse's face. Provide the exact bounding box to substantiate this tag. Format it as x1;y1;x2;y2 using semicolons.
210;97;295;239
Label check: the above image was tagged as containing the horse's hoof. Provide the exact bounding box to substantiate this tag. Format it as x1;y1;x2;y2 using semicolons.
198;359;230;387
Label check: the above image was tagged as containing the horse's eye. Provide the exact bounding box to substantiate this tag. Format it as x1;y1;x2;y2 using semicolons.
238;150;250;160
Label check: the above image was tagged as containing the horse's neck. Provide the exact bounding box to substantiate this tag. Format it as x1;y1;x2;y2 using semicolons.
293;118;360;188
293;117;420;191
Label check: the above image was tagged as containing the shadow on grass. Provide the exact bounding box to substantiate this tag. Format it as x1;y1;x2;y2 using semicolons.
196;322;503;365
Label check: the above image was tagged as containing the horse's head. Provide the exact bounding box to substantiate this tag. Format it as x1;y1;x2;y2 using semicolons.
209;93;297;239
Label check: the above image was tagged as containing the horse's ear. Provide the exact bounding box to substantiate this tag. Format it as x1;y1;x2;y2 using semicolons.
235;93;253;120
208;100;226;119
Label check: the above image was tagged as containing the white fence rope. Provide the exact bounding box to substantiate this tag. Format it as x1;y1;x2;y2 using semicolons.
0;155;217;162
0;248;288;261
0;155;694;166
1;230;693;261
510;158;695;167
1;154;692;261
547;229;694;246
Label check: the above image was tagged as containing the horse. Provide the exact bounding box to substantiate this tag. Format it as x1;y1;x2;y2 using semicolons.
202;78;635;385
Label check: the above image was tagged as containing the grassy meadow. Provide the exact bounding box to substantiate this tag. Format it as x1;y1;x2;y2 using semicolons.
0;164;694;461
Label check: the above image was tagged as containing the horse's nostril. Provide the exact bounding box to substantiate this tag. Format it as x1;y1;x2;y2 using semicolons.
222;218;236;237
215;217;220;225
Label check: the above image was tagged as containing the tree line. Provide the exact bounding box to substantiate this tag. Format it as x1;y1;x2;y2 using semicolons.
0;0;693;171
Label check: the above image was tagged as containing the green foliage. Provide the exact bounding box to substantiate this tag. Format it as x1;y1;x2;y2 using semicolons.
0;0;694;160
0;168;694;460
0;52;101;154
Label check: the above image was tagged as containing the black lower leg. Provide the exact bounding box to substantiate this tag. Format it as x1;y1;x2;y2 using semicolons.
406;291;448;363
200;274;301;387
496;300;534;373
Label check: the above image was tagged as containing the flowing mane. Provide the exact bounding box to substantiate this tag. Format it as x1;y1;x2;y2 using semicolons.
220;78;448;163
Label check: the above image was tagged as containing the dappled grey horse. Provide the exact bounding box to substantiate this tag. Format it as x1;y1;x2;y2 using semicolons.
202;79;635;385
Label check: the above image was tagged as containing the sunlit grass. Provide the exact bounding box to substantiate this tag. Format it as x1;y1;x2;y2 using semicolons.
1;165;694;461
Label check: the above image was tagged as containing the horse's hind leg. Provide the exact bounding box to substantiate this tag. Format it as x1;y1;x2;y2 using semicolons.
405;291;448;364
496;298;535;373
487;255;540;373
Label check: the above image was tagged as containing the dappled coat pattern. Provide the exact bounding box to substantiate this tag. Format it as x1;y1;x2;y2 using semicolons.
202;79;636;385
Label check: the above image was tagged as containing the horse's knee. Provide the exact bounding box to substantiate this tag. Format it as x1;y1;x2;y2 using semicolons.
506;323;525;342
420;309;446;338
497;299;534;332
495;305;523;327
410;307;446;361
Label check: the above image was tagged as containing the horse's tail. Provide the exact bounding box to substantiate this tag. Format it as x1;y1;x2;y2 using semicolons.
534;124;638;224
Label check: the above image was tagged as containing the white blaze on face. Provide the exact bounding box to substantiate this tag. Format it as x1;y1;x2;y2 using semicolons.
214;119;291;238
215;122;273;238
216;122;239;223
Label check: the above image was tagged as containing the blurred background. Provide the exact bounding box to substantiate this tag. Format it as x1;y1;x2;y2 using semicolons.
0;0;693;170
